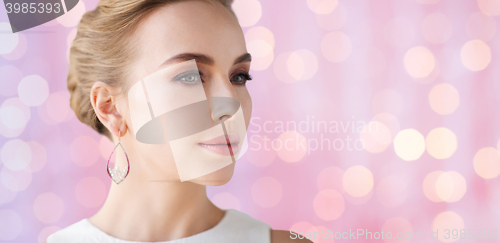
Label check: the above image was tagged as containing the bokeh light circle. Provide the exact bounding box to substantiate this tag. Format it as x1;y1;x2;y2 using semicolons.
424;170;467;203
232;0;262;27
429;83;460;115
275;131;308;163
421;13;453;44
435;171;467;202
211;192;241;210
1;32;27;60
372;113;401;140
247;39;273;58
342;165;374;197
247;39;273;70
251;52;274;71
435;172;453;202
1;139;32;171
316;2;347;31
343;188;373;205
18;75;50;107
245;26;275;48
423;171;445;202
360;120;392;153
426;127;457;159
477;0;500;16
394;129;426;161
44;91;72;123
321;31;352;63
33;192;65;223
473;147;500;179
460;39;491;71
466;12;497;41
0;167;32;192
75;177;107;208
251;177;283;208
245;26;274;71
70;136;100;167
404;46;436;78
0;209;22;241
0;98;30;138
307;0;339;15
432;211;464;242
413;60;440;84
0;105;28;129
313;189;345;221
287;49;318;81
0;22;19;55
274;52;294;82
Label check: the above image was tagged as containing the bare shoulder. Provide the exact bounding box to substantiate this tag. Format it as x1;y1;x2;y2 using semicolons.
271;230;313;243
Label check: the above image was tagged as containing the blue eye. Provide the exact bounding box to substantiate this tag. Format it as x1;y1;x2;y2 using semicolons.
174;71;202;85
231;72;252;84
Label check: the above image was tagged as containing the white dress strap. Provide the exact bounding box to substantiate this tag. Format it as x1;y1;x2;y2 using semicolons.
47;209;271;243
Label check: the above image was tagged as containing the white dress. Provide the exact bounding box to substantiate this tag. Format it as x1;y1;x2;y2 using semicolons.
46;209;271;243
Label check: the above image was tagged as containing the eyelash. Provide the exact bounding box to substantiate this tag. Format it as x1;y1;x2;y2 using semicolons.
173;71;253;85
230;72;252;85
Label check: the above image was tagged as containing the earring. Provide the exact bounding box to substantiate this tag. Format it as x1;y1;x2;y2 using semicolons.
107;130;130;184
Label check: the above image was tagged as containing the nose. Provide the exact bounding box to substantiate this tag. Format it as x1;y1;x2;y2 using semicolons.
210;97;240;124
204;73;240;124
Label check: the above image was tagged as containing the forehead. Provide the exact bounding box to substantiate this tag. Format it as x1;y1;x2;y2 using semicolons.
131;0;247;80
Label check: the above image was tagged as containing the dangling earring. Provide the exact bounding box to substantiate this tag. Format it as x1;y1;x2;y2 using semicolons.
107;130;130;184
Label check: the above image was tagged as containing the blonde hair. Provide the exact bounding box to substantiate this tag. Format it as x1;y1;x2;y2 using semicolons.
68;0;234;139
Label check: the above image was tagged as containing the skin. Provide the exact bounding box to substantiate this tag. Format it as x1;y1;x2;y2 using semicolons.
85;1;311;242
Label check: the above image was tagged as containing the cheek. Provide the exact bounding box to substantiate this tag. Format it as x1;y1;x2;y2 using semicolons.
133;141;181;179
237;87;252;127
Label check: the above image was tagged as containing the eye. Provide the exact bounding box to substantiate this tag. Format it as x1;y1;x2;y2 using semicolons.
231;72;252;85
174;71;202;85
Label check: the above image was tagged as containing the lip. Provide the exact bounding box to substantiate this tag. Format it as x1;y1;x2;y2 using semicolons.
198;133;240;156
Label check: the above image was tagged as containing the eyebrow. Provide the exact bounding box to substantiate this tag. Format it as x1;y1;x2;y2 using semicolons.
158;52;252;69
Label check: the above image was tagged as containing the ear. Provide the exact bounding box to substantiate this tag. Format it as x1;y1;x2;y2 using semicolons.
90;82;127;138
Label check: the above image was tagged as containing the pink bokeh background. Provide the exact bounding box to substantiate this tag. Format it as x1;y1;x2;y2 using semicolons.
1;0;500;242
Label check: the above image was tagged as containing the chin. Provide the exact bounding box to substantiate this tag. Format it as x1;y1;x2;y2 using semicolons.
189;162;235;186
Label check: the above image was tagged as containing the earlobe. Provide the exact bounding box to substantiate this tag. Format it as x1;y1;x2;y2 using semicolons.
90;82;126;138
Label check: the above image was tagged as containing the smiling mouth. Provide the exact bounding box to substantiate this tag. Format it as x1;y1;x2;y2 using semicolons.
198;134;240;156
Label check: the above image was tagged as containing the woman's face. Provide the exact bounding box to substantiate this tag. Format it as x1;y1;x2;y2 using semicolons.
118;0;252;186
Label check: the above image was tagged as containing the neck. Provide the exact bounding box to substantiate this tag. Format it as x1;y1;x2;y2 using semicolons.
89;156;224;241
